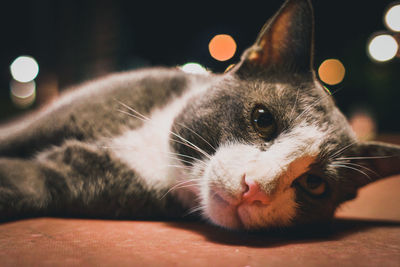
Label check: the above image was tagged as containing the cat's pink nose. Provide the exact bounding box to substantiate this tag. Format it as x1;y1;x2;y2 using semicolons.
242;176;271;205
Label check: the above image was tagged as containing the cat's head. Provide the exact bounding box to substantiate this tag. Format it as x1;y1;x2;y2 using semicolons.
172;0;400;230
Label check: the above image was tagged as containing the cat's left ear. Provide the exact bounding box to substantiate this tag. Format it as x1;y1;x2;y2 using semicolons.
346;142;400;188
233;0;314;77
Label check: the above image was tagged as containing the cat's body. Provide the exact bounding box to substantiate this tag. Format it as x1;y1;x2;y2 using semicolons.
1;0;400;230
0;68;208;219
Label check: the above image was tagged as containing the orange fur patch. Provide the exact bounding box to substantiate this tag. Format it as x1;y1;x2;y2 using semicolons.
279;156;316;191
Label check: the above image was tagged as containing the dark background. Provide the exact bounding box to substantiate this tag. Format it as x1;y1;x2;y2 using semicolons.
1;0;399;132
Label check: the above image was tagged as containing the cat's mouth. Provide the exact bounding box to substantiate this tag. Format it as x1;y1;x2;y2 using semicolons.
206;186;296;230
211;189;271;208
208;189;246;229
210;190;230;205
208;188;272;229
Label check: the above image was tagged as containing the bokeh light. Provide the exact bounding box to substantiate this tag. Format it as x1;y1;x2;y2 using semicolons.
10;80;36;108
349;111;376;141
10;56;39;83
180;62;208;75
208;34;237;61
385;4;400;32
368;34;398;62
318;59;346;85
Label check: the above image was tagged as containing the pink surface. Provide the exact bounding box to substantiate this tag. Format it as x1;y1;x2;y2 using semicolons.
0;175;399;266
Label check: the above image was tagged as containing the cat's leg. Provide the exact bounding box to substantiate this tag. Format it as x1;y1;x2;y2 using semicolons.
0;140;184;221
0;158;55;220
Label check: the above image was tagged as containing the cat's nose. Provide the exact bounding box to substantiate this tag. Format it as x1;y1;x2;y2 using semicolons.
242;176;271;205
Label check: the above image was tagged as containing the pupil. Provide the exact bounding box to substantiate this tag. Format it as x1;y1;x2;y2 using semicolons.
256;109;273;128
306;175;322;189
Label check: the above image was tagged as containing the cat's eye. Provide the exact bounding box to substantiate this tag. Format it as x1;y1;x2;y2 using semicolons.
296;174;327;196
251;105;276;139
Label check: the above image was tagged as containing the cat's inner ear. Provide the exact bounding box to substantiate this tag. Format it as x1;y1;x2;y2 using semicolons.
235;0;314;76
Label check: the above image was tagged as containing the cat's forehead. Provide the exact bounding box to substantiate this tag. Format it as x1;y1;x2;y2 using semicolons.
222;75;336;117
243;78;326;100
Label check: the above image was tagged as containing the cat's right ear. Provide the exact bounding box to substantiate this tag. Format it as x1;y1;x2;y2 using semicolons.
232;0;314;78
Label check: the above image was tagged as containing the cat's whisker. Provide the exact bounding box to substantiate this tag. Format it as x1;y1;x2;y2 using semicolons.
332;161;380;178
165;156;196;166
167;183;201;194
115;99;150;121
160;181;200;199
158;152;205;167
174;178;203;186
99;145;207;175
120;105;211;161
174;180;203;189
100;144;208;166
160;183;192;200
336;155;395;160
175;122;216;152
184;205;206;217
169;133;212;160
116;103;212;161
329;141;358;160
160;179;202;200
165;151;208;165
174;157;207;167
291;87;343;127
291;93;328;125
331;163;372;180
185;206;203;215
166;164;193;170
285;86;342;132
169;137;211;160
116;109;148;123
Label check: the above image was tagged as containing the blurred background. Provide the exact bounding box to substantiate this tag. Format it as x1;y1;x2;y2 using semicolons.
1;0;399;139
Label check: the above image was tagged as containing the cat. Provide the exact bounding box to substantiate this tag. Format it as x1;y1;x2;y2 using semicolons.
0;0;399;230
